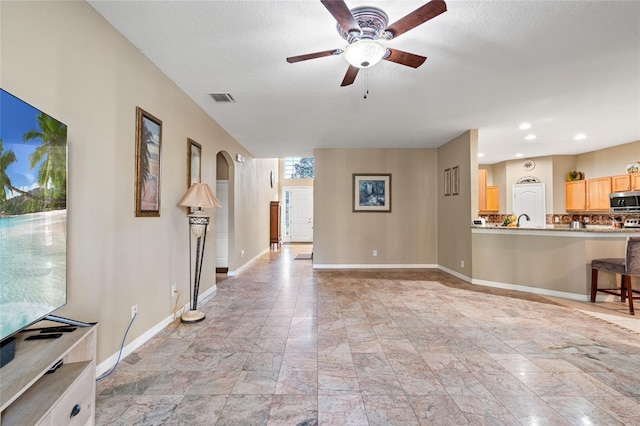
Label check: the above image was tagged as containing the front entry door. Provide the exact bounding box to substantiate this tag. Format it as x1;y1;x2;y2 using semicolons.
285;187;313;242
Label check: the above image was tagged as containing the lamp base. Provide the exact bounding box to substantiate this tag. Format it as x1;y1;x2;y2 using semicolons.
180;310;206;323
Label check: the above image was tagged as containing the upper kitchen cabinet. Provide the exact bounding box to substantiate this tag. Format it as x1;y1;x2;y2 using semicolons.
612;173;640;192
565;180;586;211
586;177;612;211
478;169;499;212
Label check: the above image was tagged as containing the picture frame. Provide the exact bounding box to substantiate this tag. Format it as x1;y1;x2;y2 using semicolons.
186;138;202;214
444;168;451;196
452;166;460;195
353;173;391;213
135;107;162;217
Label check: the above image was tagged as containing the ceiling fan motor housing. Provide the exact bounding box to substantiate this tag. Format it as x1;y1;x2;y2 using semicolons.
337;7;392;43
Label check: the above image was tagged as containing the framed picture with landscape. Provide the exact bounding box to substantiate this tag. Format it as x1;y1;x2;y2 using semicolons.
353;173;391;213
135;107;162;217
452;166;460;195
444;168;451;196
186;138;202;214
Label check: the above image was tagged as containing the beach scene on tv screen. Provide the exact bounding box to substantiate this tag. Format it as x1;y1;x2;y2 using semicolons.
0;89;67;340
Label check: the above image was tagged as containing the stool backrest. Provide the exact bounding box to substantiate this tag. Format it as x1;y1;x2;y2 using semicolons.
627;236;640;276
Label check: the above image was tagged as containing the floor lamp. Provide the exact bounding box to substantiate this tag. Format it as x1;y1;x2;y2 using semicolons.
177;183;221;323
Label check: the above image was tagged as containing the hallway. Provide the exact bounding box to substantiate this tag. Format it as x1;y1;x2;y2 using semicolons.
96;244;640;425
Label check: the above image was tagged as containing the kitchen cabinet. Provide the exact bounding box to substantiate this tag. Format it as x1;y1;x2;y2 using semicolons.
612;174;632;192
565;180;586;211
478;169;499;212
586;177;611;211
634;173;640;190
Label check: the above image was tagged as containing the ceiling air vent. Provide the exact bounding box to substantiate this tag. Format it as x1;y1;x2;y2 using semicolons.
209;93;235;103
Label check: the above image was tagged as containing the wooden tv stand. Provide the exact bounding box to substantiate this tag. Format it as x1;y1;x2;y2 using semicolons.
0;324;97;425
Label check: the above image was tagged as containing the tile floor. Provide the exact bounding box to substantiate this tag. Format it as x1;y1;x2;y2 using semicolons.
96;244;640;425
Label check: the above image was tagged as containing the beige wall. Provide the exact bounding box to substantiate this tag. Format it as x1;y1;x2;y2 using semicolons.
577;140;640;179
2;1;276;364
437;130;476;277
313;149;438;265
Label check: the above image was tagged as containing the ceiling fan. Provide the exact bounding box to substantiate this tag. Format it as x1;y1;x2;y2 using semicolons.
286;0;447;87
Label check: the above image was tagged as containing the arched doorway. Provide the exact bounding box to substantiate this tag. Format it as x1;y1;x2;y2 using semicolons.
215;151;233;273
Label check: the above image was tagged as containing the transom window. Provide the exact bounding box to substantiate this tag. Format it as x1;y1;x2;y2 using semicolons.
283;157;314;179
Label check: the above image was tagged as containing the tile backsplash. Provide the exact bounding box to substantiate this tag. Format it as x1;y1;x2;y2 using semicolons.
478;213;636;226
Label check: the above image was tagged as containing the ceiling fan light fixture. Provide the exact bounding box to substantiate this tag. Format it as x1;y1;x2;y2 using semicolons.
344;40;386;68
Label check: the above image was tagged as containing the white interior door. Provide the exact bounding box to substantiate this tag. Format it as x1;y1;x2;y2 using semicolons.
513;183;546;227
215;180;229;267
287;187;313;242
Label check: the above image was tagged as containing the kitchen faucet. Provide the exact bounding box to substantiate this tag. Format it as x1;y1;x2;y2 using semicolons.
517;214;531;227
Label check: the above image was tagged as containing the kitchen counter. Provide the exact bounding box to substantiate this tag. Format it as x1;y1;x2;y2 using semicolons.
471;226;638;299
472;224;640;236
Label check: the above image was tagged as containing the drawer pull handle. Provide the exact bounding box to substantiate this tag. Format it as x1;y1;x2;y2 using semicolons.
70;404;81;418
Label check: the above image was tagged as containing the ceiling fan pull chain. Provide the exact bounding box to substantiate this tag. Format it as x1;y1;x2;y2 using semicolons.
364;69;369;99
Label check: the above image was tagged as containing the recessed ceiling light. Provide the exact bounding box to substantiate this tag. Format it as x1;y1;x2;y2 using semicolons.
519;123;531;130
478;153;485;157
515;153;524;158
574;133;586;140
525;134;536;140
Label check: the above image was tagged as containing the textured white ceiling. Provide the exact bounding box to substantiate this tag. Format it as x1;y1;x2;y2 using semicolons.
88;0;640;164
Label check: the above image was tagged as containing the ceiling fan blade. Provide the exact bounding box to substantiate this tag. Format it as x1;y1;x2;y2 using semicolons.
341;65;359;86
321;0;360;33
385;0;447;39
383;48;427;68
286;49;342;63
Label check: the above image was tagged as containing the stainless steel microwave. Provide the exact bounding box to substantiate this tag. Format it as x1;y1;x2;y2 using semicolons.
610;191;640;213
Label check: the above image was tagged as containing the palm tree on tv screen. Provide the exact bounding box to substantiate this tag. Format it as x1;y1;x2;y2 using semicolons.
0;138;18;204
22;113;67;205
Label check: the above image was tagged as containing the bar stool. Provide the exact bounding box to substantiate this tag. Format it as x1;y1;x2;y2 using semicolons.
590;236;640;315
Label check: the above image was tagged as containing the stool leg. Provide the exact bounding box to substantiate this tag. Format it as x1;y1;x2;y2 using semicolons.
624;276;634;315
621;275;626;303
590;268;598;302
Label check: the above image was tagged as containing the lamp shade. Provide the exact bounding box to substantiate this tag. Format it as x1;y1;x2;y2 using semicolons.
344;40;386;68
177;183;221;209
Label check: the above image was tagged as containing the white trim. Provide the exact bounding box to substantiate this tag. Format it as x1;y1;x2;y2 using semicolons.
438;265;472;283
227;248;269;276
471;278;587;300
96;285;217;377
313;263;437;269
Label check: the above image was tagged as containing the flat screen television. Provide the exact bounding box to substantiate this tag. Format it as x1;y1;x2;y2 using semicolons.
0;88;68;359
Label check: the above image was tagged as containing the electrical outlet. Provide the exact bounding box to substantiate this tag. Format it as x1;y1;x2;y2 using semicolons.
373;250;377;257
131;304;138;319
554;216;560;223
171;284;177;296
241;249;245;258
460;260;465;268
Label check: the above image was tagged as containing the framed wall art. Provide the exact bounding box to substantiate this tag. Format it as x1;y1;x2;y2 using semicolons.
353;173;391;213
135;107;162;217
444;168;451;196
452;165;460;195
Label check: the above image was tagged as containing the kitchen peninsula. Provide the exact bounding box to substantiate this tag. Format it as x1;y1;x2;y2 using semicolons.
471;225;640;300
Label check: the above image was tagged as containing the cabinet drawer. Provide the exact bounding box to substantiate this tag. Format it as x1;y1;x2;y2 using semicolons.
50;363;93;426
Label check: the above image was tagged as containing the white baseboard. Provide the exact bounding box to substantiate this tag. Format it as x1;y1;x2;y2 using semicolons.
310;262;587;301
227;248;269;276
437;265;472;283
313;263;437;269
96;284;217;378
471;278;588;301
